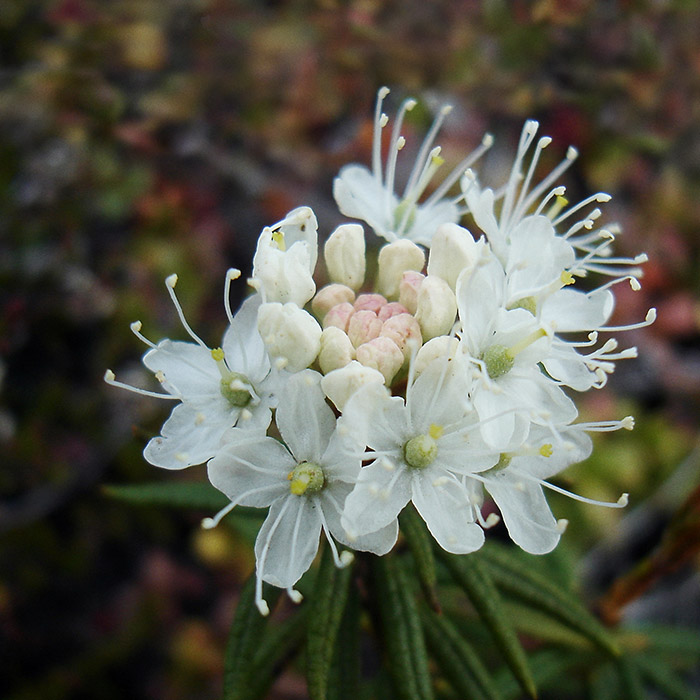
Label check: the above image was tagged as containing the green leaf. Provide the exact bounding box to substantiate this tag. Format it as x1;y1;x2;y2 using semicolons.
421;605;502;700
632;623;700;659
372;554;434;700
617;656;647;700
245;609;309;700
307;543;354;700
478;544;620;656
436;551;536;699
223;574;281;700
103;481;229;509
400;506;441;612
328;582;362;700
635;653;699;700
588;662;622;700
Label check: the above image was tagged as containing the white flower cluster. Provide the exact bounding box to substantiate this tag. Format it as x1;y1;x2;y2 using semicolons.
107;88;654;615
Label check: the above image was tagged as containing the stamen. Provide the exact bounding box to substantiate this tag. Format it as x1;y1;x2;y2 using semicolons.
597;308;656;333
533;186;567;216
286;587;303;604
224;268;241;325
552;193;611;227
201;500;237;529
130;321;156;348
372;87;391;180
103;369;179;400
385;97;417;201
165;274;208;348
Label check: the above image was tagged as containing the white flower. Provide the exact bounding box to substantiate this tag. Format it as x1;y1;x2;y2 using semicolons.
324;223;366;290
333;87;493;245
206;370;397;614
341;359;499;554
249;207;318;306
105;272;281;469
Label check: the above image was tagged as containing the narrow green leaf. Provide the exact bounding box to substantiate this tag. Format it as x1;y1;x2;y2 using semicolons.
634;623;700;658
372;554;434;700
617;656;647;700
245;609;309;700
224;574;281;700
421;605;502;700
479;545;619;656
103;481;228;509
400;506;441;612
588;662;622;700
328;582;362;700
436;551;536;699
307;543;354;700
636;654;699;700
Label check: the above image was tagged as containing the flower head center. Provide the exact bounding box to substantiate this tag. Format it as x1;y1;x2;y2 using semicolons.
404;428;440;469
482;327;548;379
211;348;253;408
287;461;325;495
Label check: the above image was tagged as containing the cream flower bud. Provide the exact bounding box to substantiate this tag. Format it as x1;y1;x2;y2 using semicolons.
355;337;404;384
380;313;422;360
427;223;484;290
323;302;355;332
398;270;425;314
414;335;460;375
353;293;387;314
377;240;425;299
415;275;458;340
311;284;356;319
347;310;383;347
257;302;321;372
321;360;385;411
324;223;366;290
318;327;355;374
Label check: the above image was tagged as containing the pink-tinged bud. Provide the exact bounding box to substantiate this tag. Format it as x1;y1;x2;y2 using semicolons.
377;301;409;321
377;239;425;299
323;302;355;332
380;313;422;360
347;309;383;347
355;336;404;384
318;326;355;374
398;270;425;314
415;275;458;340
354;293;387;314
324;223;366;290
428;223;485;290
312;284;356;319
321;361;385;411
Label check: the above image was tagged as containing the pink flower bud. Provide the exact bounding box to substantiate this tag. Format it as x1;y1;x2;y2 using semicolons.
323;302;355;332
398;270;425;314
380;313;423;360
355;336;404;384
377;301;409;321
353;293;387;314
312;284;356;319
347;309;383;347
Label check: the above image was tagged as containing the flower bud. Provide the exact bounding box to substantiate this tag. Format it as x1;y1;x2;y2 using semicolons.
427;223;484;290
353;293;387;314
414;336;461;375
398;270;425;314
324;223;366;290
311;284;356;319
318;327;355;374
377;240;425;299
377;301;409;321
380;313;422;360
355;337;404;384
347;309;383;347
415;275;458;340
257;302;321;372
323;302;355;332
321;360;385;411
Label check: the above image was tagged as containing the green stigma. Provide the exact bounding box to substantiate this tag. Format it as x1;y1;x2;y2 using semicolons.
482;344;514;379
404;433;438;469
220;374;253;407
288;462;325;495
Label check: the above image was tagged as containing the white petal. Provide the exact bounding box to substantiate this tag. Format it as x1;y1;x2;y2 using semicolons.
333;165;394;239
207;435;293;507
276;370;335;462
221;293;270;383
255;496;322;588
144;403;231;469
412;470;485;554
541;288;614;332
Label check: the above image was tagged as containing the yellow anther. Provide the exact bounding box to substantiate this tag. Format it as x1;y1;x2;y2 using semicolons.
428;423;444;440
560;270;575;286
271;229;286;251
431;154;445;167
539;443;553;458
211;347;225;362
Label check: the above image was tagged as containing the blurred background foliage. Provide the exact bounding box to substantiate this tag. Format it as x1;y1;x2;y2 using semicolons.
1;0;700;698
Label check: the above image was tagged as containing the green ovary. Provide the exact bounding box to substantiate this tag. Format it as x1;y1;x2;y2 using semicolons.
288;462;325;495
404;434;438;469
220;372;253;408
482;344;514;379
